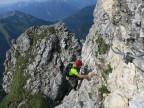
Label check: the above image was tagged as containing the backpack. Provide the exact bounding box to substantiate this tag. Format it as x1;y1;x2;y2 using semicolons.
63;63;73;77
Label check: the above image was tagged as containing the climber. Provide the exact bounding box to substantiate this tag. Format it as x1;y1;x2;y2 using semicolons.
65;59;94;90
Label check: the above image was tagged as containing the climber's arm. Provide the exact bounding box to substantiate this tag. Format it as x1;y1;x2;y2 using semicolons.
76;73;93;78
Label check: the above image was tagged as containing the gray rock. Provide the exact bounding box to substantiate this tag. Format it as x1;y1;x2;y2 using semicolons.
57;0;144;108
3;0;144;107
2;22;82;107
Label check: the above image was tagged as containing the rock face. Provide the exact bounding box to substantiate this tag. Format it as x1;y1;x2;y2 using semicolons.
2;22;82;107
2;0;144;108
56;0;144;108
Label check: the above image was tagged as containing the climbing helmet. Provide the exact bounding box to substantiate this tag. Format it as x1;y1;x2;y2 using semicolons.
75;59;82;66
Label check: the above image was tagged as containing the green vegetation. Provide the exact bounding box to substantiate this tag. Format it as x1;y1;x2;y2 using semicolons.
88;92;92;99
0;34;47;107
95;36;109;57
105;63;113;74
0;12;53;91
0;52;28;107
101;73;107;84
48;26;56;34
27;93;47;108
0;92;47;108
63;5;95;39
27;27;53;44
99;63;113;85
0;24;10;46
0;11;52;48
98;85;110;94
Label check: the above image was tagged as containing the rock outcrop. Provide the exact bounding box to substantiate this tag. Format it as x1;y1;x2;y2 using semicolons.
2;22;82;107
2;0;144;108
56;0;144;108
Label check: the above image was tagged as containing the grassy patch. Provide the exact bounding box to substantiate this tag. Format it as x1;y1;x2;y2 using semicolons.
48;26;56;34
0;34;47;107
28;93;47;108
105;63;113;74
88;92;92;99
95;36;109;57
0;48;31;107
98;85;110;94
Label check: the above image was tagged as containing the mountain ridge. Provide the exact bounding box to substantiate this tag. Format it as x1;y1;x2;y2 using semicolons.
1;23;82;107
63;5;95;39
0;10;53;76
1;0;144;107
0;0;96;20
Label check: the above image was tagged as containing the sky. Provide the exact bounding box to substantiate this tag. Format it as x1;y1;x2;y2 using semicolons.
0;0;48;6
0;0;95;6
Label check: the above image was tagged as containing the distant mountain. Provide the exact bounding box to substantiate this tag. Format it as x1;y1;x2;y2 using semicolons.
63;5;95;39
72;0;96;8
0;10;53;50
0;0;96;21
0;10;53;76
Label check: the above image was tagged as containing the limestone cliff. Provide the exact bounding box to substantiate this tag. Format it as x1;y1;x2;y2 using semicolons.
56;0;144;108
1;22;82;108
2;0;144;108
